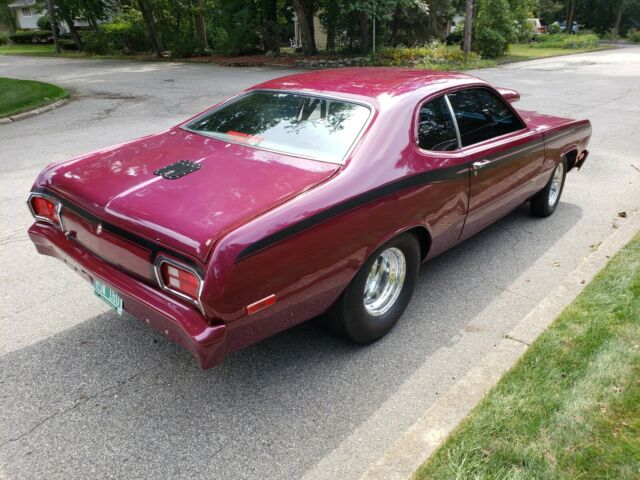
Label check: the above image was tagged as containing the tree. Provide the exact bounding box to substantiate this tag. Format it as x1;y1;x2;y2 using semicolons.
194;0;208;50
293;0;316;55
46;0;61;53
261;0;278;53
565;0;576;34
0;0;17;32
137;0;164;56
473;0;515;57
463;0;473;55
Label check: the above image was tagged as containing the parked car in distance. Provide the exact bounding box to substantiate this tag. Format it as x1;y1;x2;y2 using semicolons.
527;18;547;35
28;68;591;369
557;20;579;34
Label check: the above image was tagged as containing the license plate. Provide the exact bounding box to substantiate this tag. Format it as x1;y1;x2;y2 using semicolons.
93;279;123;315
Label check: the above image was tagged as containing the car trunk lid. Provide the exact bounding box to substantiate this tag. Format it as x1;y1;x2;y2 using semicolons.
38;128;339;263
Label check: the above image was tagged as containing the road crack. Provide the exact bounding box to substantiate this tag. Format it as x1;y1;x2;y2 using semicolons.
0;361;163;448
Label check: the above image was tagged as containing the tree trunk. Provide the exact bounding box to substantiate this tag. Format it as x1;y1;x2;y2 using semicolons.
262;0;279;53
194;0;208;50
46;0;61;54
612;2;624;39
293;0;316;55
359;11;369;53
390;3;401;47
60;8;82;50
137;0;164;57
325;0;339;51
565;0;576;34
463;0;473;55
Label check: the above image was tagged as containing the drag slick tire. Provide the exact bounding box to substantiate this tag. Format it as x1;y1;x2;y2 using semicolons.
327;232;420;344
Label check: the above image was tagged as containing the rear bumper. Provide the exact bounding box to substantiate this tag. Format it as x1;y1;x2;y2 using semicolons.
28;223;227;369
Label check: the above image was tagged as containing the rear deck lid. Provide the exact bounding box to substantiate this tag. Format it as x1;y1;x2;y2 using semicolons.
37;128;339;262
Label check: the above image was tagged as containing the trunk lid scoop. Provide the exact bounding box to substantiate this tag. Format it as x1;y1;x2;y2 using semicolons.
154;160;201;179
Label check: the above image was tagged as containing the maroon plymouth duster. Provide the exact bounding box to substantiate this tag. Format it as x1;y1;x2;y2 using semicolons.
28;68;591;369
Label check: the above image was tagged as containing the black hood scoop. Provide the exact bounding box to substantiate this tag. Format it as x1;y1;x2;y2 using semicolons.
154;160;201;179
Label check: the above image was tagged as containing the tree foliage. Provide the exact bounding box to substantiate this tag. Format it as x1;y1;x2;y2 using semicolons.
8;0;640;58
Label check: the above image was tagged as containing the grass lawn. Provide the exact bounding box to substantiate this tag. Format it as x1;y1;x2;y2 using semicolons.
0;44;59;55
0;77;68;118
414;233;640;479
498;43;615;64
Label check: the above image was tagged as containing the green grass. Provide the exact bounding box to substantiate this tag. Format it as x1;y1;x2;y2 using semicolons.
413;233;640;480
0;77;68;118
497;43;614;64
0;44;58;55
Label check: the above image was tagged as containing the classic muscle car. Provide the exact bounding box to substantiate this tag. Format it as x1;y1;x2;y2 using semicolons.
28;68;591;369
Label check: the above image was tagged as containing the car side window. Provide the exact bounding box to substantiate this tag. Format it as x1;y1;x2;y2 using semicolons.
417;96;459;151
447;88;524;147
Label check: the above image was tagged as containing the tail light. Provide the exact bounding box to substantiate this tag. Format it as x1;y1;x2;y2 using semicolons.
156;257;203;311
28;193;63;229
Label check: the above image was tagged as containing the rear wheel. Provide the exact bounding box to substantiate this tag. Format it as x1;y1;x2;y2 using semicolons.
327;233;420;344
530;157;567;217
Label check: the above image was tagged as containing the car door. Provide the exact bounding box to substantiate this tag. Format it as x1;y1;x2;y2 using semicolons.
447;88;545;241
412;94;470;258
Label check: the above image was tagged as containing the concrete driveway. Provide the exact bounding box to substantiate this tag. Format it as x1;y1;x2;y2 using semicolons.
1;48;639;480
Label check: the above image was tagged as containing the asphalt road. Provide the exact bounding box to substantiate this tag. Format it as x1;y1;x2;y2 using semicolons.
1;48;639;480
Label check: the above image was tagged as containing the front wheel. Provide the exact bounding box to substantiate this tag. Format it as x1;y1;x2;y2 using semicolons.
327;233;420;344
530;157;567;217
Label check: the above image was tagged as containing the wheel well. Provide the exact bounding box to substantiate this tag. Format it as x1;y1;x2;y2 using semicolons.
564;149;578;171
407;226;431;261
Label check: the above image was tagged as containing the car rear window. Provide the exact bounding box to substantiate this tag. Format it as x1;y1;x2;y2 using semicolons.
185;91;371;164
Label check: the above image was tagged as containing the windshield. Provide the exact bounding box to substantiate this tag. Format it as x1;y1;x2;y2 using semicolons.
184;91;371;164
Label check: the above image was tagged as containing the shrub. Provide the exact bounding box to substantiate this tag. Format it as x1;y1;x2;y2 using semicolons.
37;15;51;30
81;21;150;54
546;23;561;35
535;33;600;49
628;28;640;43
374;43;483;69
472;0;515;58
9;30;52;44
0;34;8;46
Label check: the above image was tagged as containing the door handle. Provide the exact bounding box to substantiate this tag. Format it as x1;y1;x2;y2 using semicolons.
471;159;491;171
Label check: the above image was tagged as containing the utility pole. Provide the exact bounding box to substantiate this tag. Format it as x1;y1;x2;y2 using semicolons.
46;0;61;54
463;0;473;56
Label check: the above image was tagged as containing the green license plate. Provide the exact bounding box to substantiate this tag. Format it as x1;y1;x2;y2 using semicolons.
93;279;123;315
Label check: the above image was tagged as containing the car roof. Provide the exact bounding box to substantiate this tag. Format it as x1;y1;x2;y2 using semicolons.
250;67;484;102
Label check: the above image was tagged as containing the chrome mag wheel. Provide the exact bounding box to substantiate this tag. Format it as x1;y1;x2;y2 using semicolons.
363;247;407;316
548;161;564;207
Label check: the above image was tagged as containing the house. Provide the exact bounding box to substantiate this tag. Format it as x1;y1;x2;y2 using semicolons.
8;0;42;30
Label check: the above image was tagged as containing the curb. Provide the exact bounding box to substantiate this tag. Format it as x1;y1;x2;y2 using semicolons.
0;97;69;124
361;210;640;480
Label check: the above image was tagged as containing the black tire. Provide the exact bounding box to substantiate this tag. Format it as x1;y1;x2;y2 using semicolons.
327;232;420;344
530;157;567;217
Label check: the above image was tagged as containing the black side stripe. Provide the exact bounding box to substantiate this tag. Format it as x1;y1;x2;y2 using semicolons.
236;163;468;262
33;187;205;277
544;124;591;144
236;138;547;263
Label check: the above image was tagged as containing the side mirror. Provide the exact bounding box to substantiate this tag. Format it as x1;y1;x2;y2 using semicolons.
496;87;520;103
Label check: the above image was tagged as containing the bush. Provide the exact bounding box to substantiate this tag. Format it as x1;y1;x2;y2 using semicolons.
37;15;50;30
472;0;515;58
628;28;640;43
81;21;150;54
9;30;52;44
0;34;8;46
375;43;483;69
546;23;561;35
535;33;600;49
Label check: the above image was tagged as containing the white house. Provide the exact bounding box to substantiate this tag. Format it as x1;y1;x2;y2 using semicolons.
8;0;42;30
